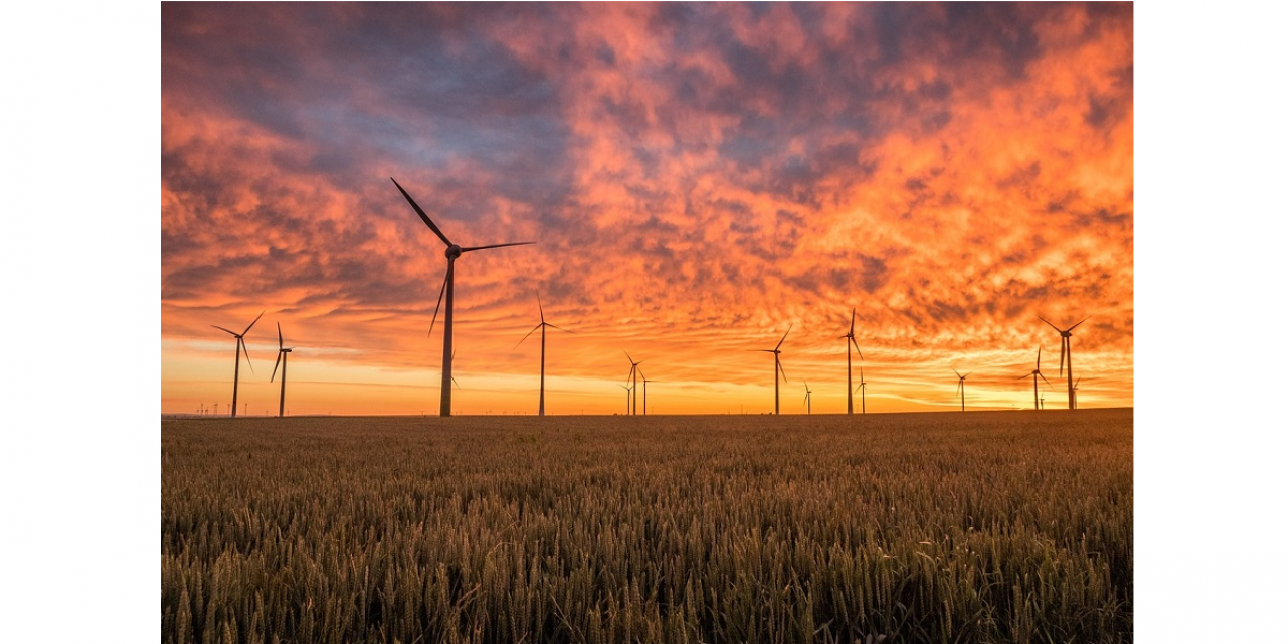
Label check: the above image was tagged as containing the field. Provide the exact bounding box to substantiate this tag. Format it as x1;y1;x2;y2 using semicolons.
161;410;1132;644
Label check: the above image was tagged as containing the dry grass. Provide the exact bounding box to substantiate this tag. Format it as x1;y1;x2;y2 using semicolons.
162;409;1132;644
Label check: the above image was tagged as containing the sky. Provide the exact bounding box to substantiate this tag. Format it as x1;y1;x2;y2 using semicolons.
161;2;1133;416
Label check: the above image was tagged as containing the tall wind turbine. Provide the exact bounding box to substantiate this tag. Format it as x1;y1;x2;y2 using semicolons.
953;369;971;412
211;311;263;419
1017;346;1054;411
754;325;791;415
803;382;812;415
516;294;573;416
1039;315;1090;410
856;367;868;414
392;177;534;417
624;352;643;415
839;309;864;414
270;322;293;418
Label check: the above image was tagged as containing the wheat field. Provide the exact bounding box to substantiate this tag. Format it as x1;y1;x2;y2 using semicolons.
161;409;1132;643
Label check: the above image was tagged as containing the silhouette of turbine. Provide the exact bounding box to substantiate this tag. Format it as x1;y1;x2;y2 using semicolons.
753;325;791;415
624;352;643;415
1039;315;1090;410
270;322;294;418
516;294;573;416
1072;377;1081;409
212;311;263;419
839;309;864;414
617;383;632;415
803;382;812;415
855;367;869;414
639;369;655;416
1017;346;1055;410
953;368;971;412
392;178;534;417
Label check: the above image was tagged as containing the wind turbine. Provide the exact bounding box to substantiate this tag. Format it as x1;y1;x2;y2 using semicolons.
839;309;864;414
1072;377;1081;409
856;367;868;414
624;352;643;415
803;382;812;415
617;384;632;415
753;325;791;415
1017;346;1054;410
953;368;971;412
1039;315;1090;410
639;369;655;416
270;322;293;418
516;294;573;416
392;177;534;417
211;311;263;418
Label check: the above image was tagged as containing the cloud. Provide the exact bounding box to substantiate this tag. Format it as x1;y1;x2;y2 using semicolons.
162;2;1134;414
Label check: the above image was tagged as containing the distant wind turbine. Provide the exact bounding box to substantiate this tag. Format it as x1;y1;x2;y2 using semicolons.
953;368;971;412
1017;346;1055;411
1072;377;1081;409
624;352;643;415
1039;315;1090;410
392;177;534;417
270;322;293;418
753;325;791;415
639;369;655;416
617;384;632;415
211;311;263;419
803;382;812;415
516;294;573;416
839;309;864;414
855;367;869;414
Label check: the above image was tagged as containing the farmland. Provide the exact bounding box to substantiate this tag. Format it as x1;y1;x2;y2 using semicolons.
162;410;1132;644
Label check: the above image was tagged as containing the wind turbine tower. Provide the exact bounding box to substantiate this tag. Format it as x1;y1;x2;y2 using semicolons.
1039;315;1089;410
392;178;534;417
754;325;791;415
624;352;643;415
516;294;573;416
953;369;971;412
839;309;864;414
271;322;293;418
1018;346;1054;411
211;311;263;418
856;367;868;414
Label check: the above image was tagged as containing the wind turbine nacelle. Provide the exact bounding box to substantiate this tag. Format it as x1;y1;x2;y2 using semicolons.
445;245;463;259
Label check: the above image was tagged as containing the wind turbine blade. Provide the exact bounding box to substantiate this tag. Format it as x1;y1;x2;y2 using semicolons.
1037;345;1042;370
537;293;545;324
851;337;863;360
1069;316;1091;332
277;322;284;350
391;178;452;247
241;311;265;336
515;323;543;348
956;381;963;395
850;309;856;336
777;359;787;383
953;368;962;378
1041;372;1054;389
428;270;448;337
452;376;461;389
776;324;793;350
271;351;282;383
547;323;575;334
964;371;972;378
460;241;535;252
211;325;238;336
240;338;254;373
1037;315;1062;332
1059;341;1066;377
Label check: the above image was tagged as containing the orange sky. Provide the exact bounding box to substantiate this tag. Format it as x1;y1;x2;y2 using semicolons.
161;3;1133;416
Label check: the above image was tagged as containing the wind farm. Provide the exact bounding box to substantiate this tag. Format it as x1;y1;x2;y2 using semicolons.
163;5;1134;644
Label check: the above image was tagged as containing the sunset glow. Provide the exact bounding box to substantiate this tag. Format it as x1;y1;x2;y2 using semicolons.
161;2;1133;416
